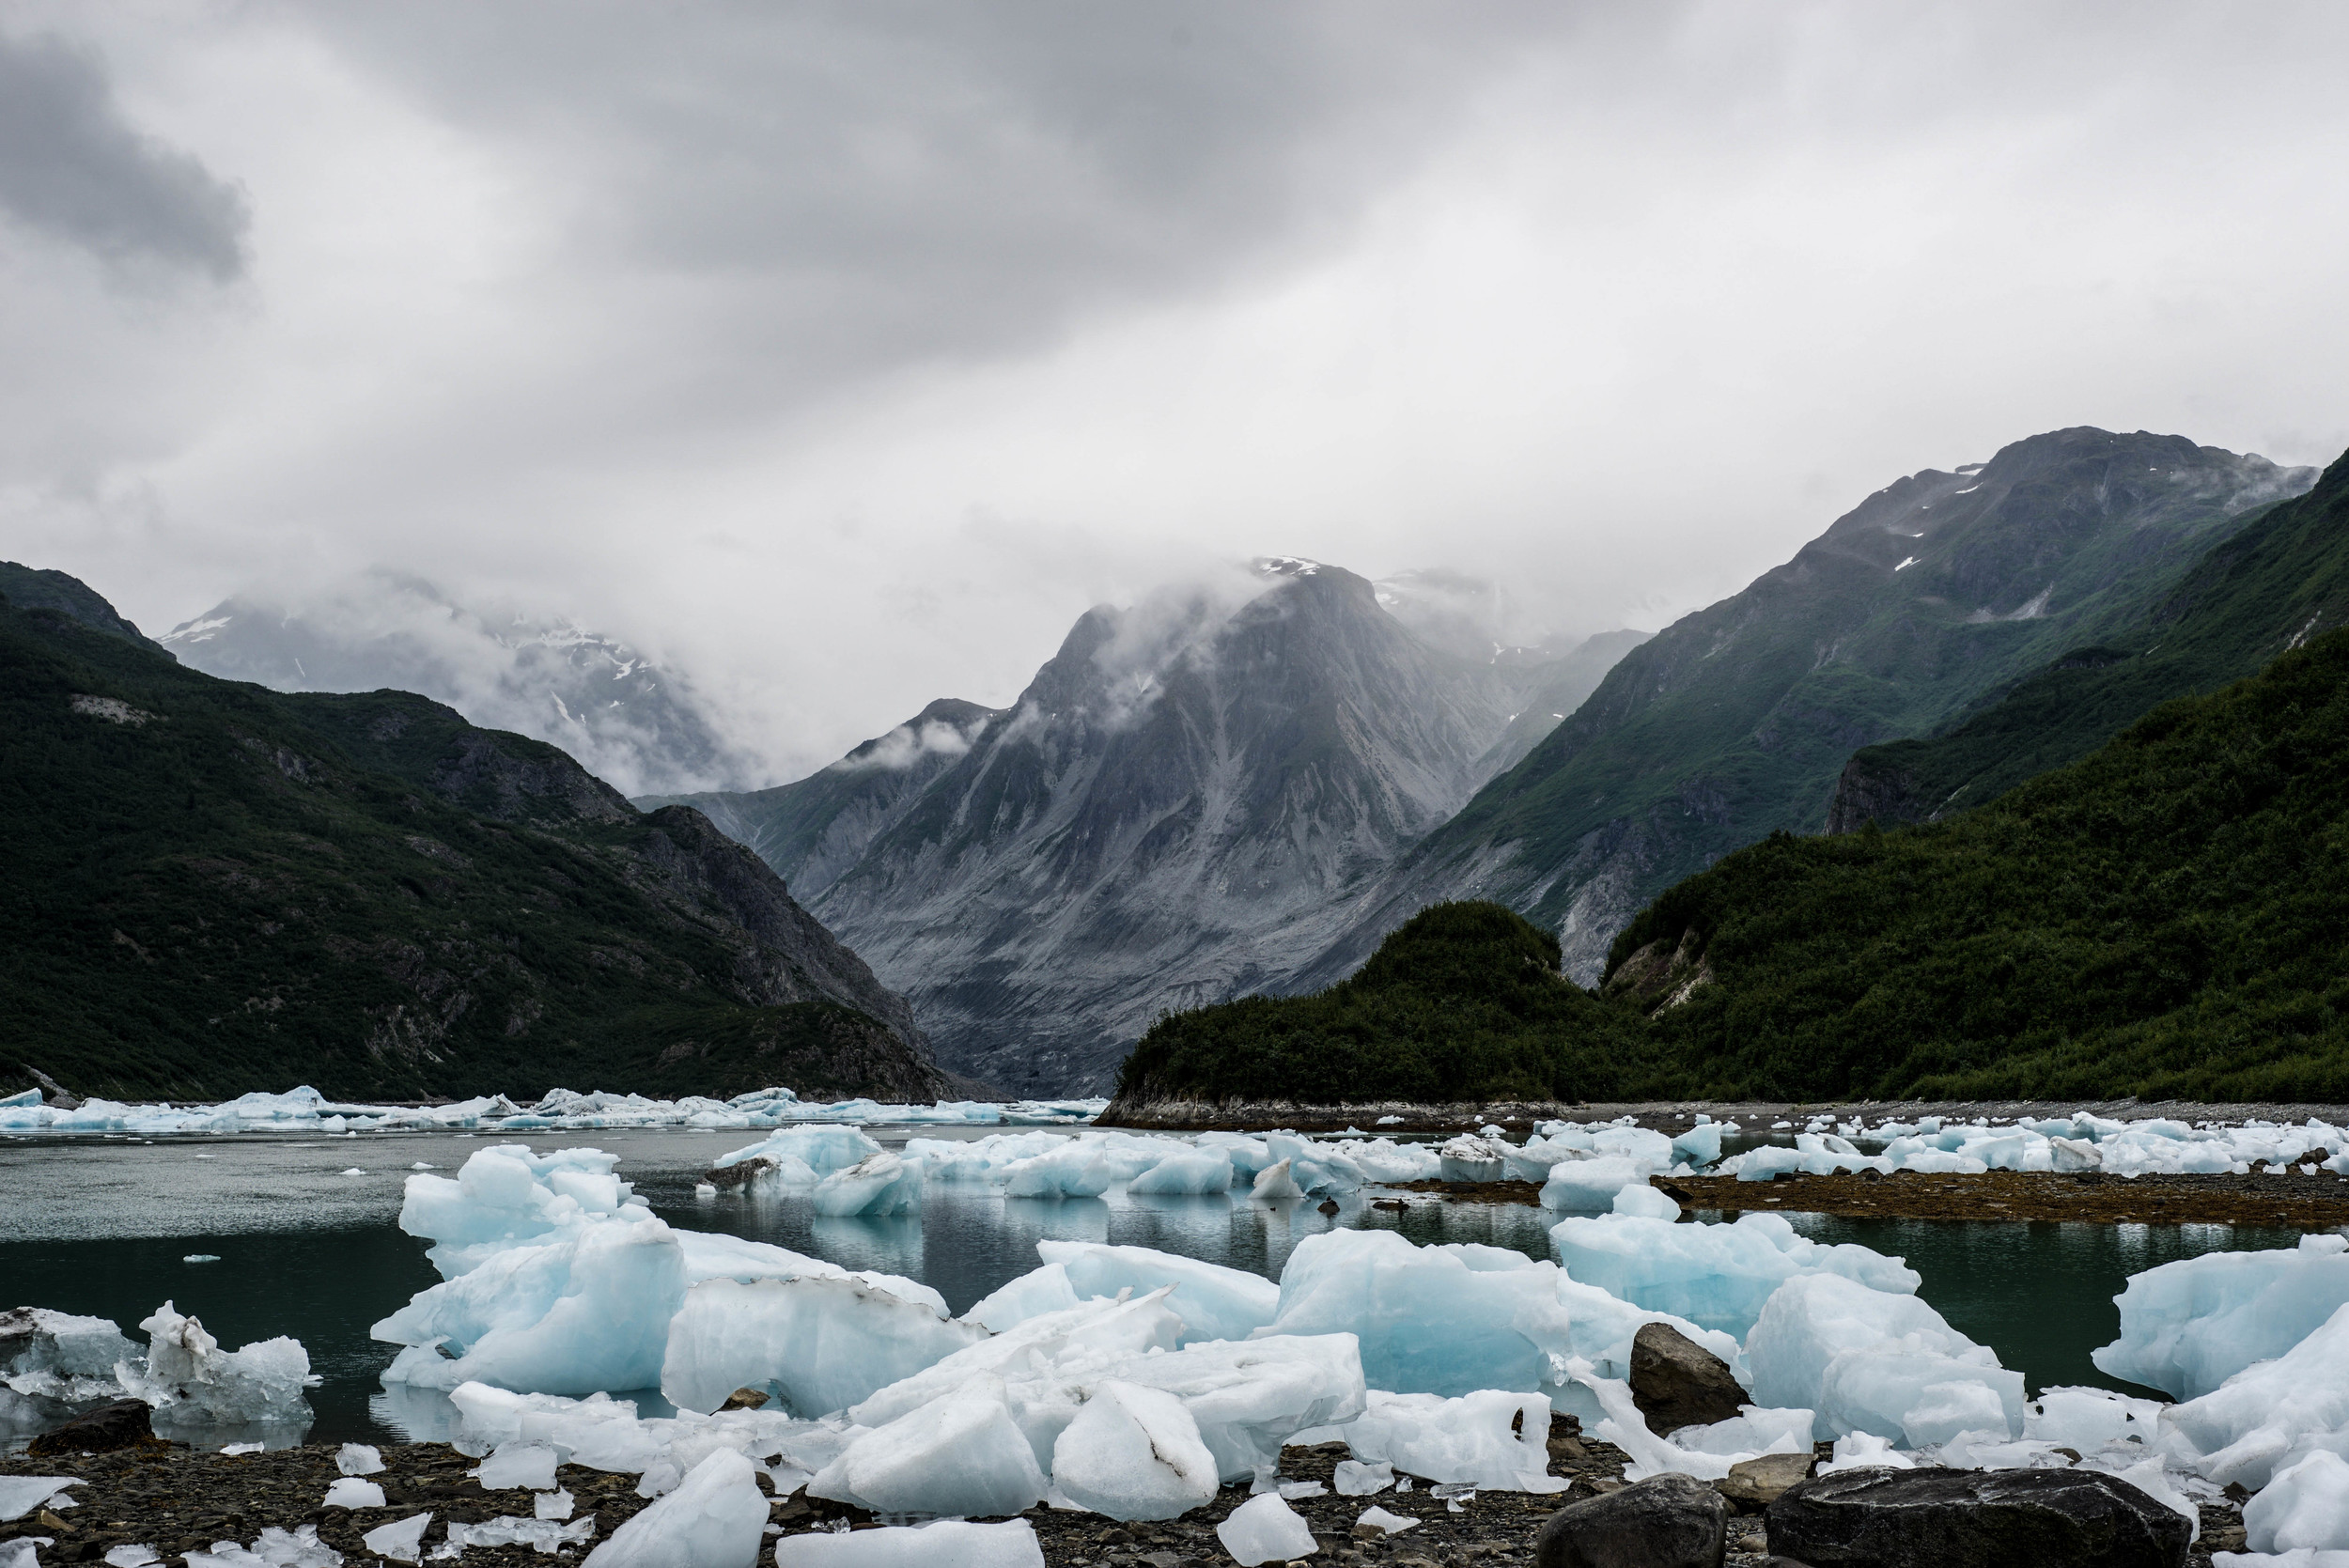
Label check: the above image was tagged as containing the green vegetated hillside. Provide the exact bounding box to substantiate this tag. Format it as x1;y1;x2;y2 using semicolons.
0;582;957;1105
1115;621;2349;1108
1611;623;2349;1102
1830;442;2349;830
1112;901;1652;1106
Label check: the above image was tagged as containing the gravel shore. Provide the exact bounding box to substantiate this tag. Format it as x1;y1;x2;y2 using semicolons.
1;1422;2246;1568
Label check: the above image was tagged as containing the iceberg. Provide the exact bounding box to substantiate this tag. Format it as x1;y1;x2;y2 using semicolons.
1127;1150;1236;1195
773;1521;1045;1567
1034;1242;1280;1344
1049;1379;1221;1521
1000;1143;1113;1199
2162;1299;2349;1489
811;1154;922;1217
1745;1272;2020;1444
811;1374;1049;1518
661;1274;983;1417
709;1125;881;1179
1332;1389;1563;1492
1268;1230;1574;1402
1549;1210;1918;1339
2093;1234;2349;1400
120;1303;317;1427
582;1449;766;1568
1540;1157;1651;1211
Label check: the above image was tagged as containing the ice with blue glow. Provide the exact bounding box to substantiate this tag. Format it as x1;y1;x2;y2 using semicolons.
811;1153;922;1217
2093;1234;2349;1400
1550;1209;1921;1338
1125;1149;1236;1195
1745;1272;2022;1445
2161;1298;2349;1490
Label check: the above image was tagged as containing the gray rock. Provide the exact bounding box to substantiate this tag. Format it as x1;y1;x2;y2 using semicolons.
1766;1466;2191;1568
1630;1322;1748;1435
1536;1470;1727;1568
1719;1452;1815;1508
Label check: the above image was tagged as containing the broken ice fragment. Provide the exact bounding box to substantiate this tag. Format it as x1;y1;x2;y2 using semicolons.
0;1480;80;1523
1214;1494;1318;1565
321;1479;384;1510
360;1514;431;1566
336;1443;384;1476
581;1449;764;1568
771;1520;1046;1566
473;1441;560;1490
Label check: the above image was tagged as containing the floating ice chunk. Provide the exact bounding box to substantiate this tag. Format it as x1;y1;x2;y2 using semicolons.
1818;1431;1913;1473
2093;1235;2349;1400
1270;1230;1574;1400
710;1126;881;1177
1610;1184;1680;1220
1127;1150;1235;1195
1050;1379;1220;1521
1334;1389;1563;1492
474;1441;561;1490
583;1449;765;1568
1746;1273;2018;1443
1263;1134;1365;1195
1550;1212;1917;1340
2165;1300;2349;1489
963;1265;1083;1332
661;1273;984;1417
812;1374;1049;1519
1354;1505;1418;1537
396;1146;652;1279
2024;1388;2162;1450
0;1309;138;1412
1438;1137;1510;1183
1670;1124;1726;1170
120;1302;316;1425
2248;1452;2349;1553
377;1207;687;1396
1333;1460;1392;1495
812;1154;922;1218
1036;1242;1280;1344
1337;1138;1439;1184
1252;1159;1306;1200
0;1479;80;1523
772;1520;1045;1567
1215;1494;1317;1566
335;1443;383;1476
1539;1157;1647;1211
321;1479;384;1510
1000;1143;1112;1199
361;1514;431;1566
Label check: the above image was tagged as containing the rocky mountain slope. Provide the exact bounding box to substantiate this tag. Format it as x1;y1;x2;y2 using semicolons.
0;573;951;1104
1827;442;2349;832
161;575;754;798
1296;427;2317;987
672;560;1610;1093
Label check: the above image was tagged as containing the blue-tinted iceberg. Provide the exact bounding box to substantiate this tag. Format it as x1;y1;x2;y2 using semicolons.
2093;1234;2349;1400
1550;1210;1918;1339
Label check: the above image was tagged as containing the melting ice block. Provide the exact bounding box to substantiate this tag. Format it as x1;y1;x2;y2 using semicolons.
1551;1211;1918;1340
0;1478;81;1523
2247;1451;2349;1554
772;1520;1045;1567
2093;1234;2349;1400
812;1154;922;1218
850;1291;1184;1436
2163;1299;2349;1489
1049;1379;1219;1520
1078;1334;1368;1483
474;1441;561;1490
1539;1157;1648;1212
1215;1495;1317;1566
1333;1389;1563;1492
999;1144;1112;1200
360;1515;430;1566
1252;1159;1306;1200
811;1375;1048;1519
1745;1273;2019;1444
119;1303;316;1426
583;1449;766;1568
2023;1388;2162;1450
1270;1230;1573;1401
1126;1150;1235;1195
334;1444;383;1477
710;1126;880;1180
1034;1241;1279;1343
321;1479;384;1510
661;1273;984;1417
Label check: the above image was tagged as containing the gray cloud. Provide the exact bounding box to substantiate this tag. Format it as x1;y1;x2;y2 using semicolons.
0;28;248;280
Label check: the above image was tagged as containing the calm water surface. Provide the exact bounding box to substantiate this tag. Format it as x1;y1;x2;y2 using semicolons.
0;1127;2309;1447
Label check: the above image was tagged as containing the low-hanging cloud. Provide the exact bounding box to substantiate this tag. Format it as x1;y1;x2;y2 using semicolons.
0;28;248;281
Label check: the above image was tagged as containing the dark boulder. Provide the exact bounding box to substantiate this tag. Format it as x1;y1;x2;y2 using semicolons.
1766;1466;2190;1568
27;1399;163;1456
1630;1322;1748;1435
1537;1471;1728;1568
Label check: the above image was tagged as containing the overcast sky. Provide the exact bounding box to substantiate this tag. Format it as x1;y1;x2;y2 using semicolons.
2;1;2345;782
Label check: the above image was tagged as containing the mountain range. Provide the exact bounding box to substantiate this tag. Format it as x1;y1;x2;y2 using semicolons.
162;575;754;800
0;567;954;1105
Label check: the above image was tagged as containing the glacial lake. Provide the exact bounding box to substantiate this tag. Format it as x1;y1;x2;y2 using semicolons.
0;1126;2312;1449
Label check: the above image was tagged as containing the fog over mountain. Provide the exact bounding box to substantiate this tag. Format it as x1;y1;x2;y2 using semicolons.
161;576;756;798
